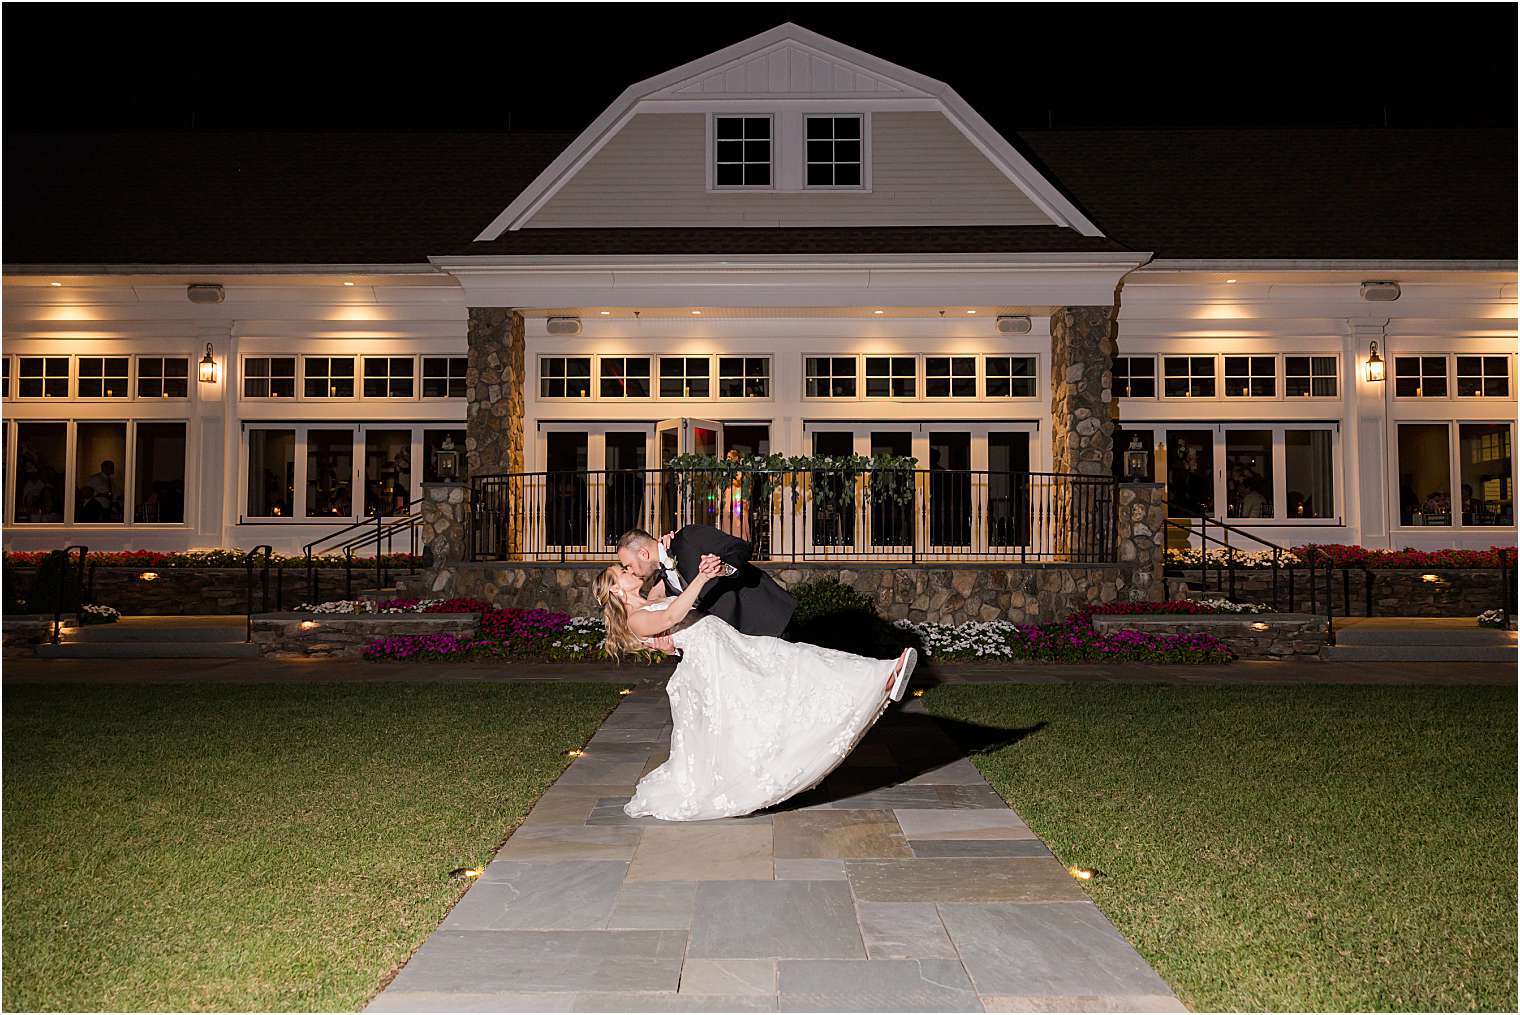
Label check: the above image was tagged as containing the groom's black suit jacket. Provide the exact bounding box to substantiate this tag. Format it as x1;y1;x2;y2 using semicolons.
662;524;795;638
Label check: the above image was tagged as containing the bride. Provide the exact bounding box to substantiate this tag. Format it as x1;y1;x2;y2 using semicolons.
594;554;917;821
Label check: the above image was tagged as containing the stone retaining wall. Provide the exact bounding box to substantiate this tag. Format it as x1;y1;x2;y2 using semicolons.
1172;567;1513;618
5;566;412;616
3;617;55;657
446;561;1139;625
1091;613;1329;659
251;612;478;658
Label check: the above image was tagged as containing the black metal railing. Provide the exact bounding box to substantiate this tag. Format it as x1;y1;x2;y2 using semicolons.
469;468;1116;564
50;545;89;645
302;499;423;600
244;545;272;643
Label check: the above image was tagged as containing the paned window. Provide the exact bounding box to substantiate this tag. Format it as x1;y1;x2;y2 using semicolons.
17;356;69;398
78;356;130;398
422;356;468;398
1223;355;1276;398
304;356;356;398
717;356;770;398
1284;356;1338;397
805;356;857;398
599;356;651;398
714;116;771;187
1456;356;1510;398
864;356;915;398
137;357;189;399
924;356;976;398
804;115;863;187
985;356;1037;398
659;357;711;398
243;357;296;398
1163;356;1217;398
1394;356;1448;398
539;356;591;398
1113;356;1156;398
362;356;414;398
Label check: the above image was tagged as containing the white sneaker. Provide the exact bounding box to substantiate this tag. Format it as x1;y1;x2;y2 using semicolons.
886;648;918;703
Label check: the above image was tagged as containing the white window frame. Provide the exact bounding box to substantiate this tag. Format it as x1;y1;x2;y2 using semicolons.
76;354;133;401
420;355;469;400
1454;354;1512;400
301;355;359;401
1283;353;1340;399
1161;354;1219;400
1112;355;1157;400
1;355;9;400
863;354;919;401
597;355;654;401
1392;418;1518;531
1137;422;1343;525
802;113;867;191
656;355;713;400
7;417;193;528
984;354;1041;401
15;355;71;400
1222;354;1279;399
709;113;775;191
135;355;191;401
1393;354;1450;400
537;354;594;401
923;354;979;400
240;354;298;401
715;355;773;401
803;355;860;401
360;355;417;400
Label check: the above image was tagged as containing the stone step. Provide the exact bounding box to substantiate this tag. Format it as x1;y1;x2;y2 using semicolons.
36;641;258;659
1333;624;1516;647
1324;644;1518;662
62;617;247;643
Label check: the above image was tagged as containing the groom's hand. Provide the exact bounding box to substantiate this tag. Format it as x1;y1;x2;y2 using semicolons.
659;531;674;550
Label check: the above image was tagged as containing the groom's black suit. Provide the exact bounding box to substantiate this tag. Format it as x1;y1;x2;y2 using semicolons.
659;524;795;638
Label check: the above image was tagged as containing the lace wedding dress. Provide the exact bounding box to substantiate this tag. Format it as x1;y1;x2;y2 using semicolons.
624;601;901;820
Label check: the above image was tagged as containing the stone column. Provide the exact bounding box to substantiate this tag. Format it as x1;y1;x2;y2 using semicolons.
418;481;469;594
1117;482;1166;601
1049;305;1116;477
466;308;526;477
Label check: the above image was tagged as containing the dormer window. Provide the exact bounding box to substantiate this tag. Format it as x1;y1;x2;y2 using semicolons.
805;115;863;188
713;115;771;188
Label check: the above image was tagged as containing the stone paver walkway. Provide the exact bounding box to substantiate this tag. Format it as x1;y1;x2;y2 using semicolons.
365;692;1184;1013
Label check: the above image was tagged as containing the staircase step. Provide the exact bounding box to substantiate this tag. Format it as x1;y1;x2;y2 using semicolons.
1325;644;1518;662
64;619;247;643
36;642;258;659
1333;626;1516;647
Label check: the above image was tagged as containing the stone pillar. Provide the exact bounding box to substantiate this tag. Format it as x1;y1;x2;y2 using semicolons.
419;481;469;594
466;308;526;477
1049;306;1116;477
1117;482;1166;601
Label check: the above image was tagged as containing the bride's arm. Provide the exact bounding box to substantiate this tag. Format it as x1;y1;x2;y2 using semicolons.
626;555;722;637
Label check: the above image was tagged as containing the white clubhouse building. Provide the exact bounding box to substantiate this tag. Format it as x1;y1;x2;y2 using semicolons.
3;24;1515;558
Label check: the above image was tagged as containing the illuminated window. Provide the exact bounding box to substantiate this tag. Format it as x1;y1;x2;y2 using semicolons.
1163;356;1217;398
1112;356;1155;398
304;356;356;398
864;356;916;398
1456;356;1510;398
137;357;189;399
362;356;414;398
659;357;711;398
17;356;69;398
540;356;591;398
243;357;296;398
599;357;651;398
1224;356;1276;398
1394;356;1447;398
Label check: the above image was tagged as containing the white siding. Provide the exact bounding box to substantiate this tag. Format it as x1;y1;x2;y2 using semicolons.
526;112;1053;229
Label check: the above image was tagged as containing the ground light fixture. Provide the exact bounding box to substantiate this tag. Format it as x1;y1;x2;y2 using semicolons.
138;571;159;582
1365;340;1386;382
1250;622;1270;632
299;620;320;631
564;748;584;757
448;866;484;880
198;343;219;384
1068;865;1103;880
619;688;634;696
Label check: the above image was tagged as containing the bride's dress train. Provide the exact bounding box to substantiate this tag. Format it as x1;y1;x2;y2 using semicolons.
624;603;903;821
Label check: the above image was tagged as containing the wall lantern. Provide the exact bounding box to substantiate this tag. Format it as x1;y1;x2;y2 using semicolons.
1124;434;1151;482
432;433;460;481
1365;340;1385;383
198;343;219;384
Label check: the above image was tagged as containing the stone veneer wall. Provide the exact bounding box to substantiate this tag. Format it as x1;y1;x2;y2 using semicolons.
1049;305;1115;478
1170;567;1514;618
1116;483;1165;601
1091;613;1329;659
251;613;477;658
419;481;470;592
443;561;1135;626
5;566;332;615
466;308;525;477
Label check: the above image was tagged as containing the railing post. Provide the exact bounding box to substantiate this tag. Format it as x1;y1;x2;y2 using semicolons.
1364;567;1374;618
1341;566;1351;617
345;549;354;598
376;510;383;591
1228;544;1237;601
1271;548;1280;610
1288;563;1296;613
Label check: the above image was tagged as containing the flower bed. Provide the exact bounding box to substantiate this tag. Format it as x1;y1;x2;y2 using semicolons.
359;608;620;663
1087;598;1272;617
1165;543;1515;570
894;613;1234;664
297;597;491;615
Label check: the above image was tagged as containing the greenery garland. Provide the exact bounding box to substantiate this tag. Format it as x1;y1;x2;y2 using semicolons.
663;452;918;512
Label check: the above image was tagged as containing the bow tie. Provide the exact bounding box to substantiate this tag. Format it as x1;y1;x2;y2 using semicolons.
639;566;670;597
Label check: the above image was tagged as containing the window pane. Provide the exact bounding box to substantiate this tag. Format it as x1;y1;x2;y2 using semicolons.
364;430;412;517
247;430;296;517
75;422;127;523
305;429;354;518
1285;430;1334;519
1459;424;1513;526
1225;430;1273;518
14;422;67;522
1397;424;1452;526
134;422;186;524
1165;430;1214;516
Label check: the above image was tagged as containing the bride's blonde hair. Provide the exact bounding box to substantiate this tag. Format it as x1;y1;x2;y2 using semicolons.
594;565;647;661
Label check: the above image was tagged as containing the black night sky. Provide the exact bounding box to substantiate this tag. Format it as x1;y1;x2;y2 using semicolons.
3;5;1515;133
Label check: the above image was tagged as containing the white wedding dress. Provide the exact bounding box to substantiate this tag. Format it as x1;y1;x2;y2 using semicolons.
624;601;901;821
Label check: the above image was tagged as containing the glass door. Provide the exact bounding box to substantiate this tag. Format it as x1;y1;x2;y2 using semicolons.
655;417;725;534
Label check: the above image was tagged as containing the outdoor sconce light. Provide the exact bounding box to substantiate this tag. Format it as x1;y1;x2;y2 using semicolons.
1124;434;1151;482
299;620;320;631
1250;622;1270;632
138;571;159;582
1421;573;1443;584
1365;340;1385;383
198;343;219;384
432;433;460;481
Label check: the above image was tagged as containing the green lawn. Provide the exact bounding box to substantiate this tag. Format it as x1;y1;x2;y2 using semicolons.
2;681;623;1011
925;683;1518;1012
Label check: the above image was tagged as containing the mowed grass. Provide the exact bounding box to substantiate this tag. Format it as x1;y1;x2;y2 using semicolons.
2;681;623;1011
925;683;1518;1012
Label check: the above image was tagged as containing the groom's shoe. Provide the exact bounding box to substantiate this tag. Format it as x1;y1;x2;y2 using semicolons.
887;648;918;703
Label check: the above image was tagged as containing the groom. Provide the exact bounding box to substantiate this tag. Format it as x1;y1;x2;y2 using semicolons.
616;525;795;638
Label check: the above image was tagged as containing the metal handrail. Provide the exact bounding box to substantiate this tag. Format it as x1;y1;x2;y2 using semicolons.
50;545;89;645
244;545;272;643
303;498;423;601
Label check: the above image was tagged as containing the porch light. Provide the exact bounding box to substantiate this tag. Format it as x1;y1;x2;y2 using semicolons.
432;433;460;481
198;343;219;384
1124;434;1150;482
1365;340;1385;383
